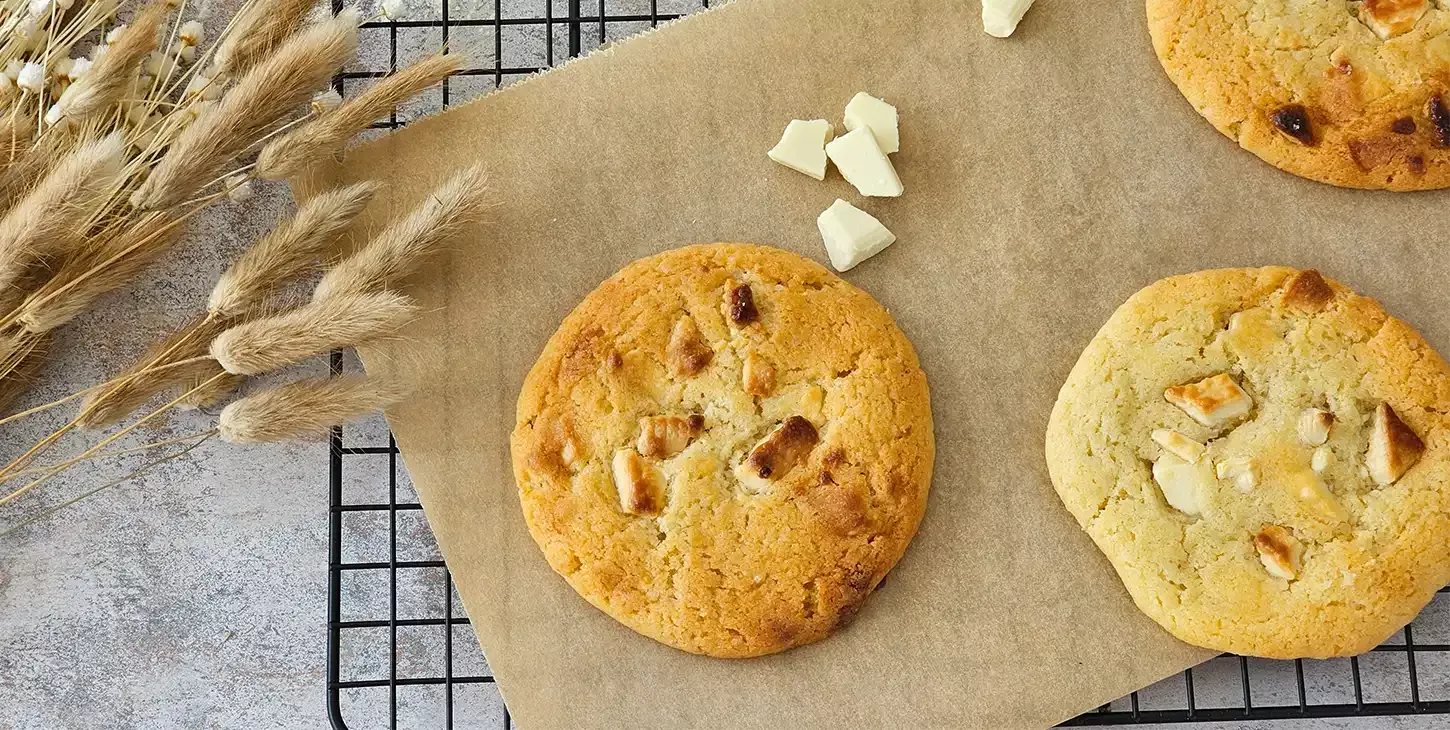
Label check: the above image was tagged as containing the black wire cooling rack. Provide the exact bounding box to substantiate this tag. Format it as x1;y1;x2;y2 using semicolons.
324;2;1450;726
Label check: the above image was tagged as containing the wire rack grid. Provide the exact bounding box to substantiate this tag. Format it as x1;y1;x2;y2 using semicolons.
324;2;1450;727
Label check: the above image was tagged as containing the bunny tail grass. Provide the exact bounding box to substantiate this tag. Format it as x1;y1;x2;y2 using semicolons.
256;54;461;180
132;9;361;210
218;375;407;443
313;165;489;301
0;133;126;294
76;314;233;428
210;291;416;375
0;332;48;413
13;214;185;334
213;0;322;76
54;1;169;120
208;181;380;318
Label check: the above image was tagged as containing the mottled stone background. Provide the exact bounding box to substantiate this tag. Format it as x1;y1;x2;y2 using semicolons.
1;1;1447;728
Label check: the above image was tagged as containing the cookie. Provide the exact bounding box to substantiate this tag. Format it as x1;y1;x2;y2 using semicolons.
1046;267;1450;658
1147;0;1450;190
511;243;933;658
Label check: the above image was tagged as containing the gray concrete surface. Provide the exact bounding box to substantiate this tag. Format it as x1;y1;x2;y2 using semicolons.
1;1;1448;728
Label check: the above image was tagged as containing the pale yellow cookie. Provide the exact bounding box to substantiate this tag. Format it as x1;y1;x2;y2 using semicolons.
1047;267;1450;658
1148;0;1450;189
512;243;933;658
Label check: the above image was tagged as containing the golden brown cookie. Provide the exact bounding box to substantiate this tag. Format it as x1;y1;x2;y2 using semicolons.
1148;0;1450;189
512;243;933;658
1047;267;1450;658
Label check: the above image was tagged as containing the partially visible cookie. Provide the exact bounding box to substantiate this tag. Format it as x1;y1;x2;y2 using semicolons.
1047;267;1450;658
512;243;933;658
1148;0;1450;190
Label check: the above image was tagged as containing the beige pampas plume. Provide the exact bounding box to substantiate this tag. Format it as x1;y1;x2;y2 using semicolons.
208;180;380;318
53;1;168;121
313;165;488;301
75;314;233;428
210;290;416;375
132;8;362;210
218;375;407;443
256;54;461;180
0;332;48;413
213;0;321;77
0;132;126;294
14;214;185;334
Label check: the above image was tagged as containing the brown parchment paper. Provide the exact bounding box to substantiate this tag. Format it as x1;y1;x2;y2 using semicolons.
297;0;1450;726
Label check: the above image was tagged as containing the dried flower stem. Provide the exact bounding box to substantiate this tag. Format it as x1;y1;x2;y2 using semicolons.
0;429;219;484
0;431;216;539
132;8;361;210
208;180;379;317
0;132;126;293
314;164;489;300
256;53;460;180
210;291;416;375
219;375;405;443
53;1;168;121
213;0;322;77
0;372;225;506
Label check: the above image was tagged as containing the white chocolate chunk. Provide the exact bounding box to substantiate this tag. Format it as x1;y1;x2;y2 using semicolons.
982;0;1038;37
1152;455;1209;516
843;92;899;154
612;448;664;516
825;127;903;197
767;119;833;180
1216;456;1258;492
1366;402;1424;486
817;199;896;272
1358;0;1427;40
1312;446;1333;472
1151;429;1204;463
1254;525;1304;581
1164;374;1253;427
1297;407;1334;446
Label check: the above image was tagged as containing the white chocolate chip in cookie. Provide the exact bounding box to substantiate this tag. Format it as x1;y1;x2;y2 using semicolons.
1216;456;1259;492
612;448;665;516
1358;0;1427;40
1165;374;1253;427
1152;429;1205;463
1254;525;1304;581
742;351;776;397
637;414;705;459
1152;455;1210;516
666;316;713;377
1312;446;1333;472
1367;403;1425;486
1298;408;1335;446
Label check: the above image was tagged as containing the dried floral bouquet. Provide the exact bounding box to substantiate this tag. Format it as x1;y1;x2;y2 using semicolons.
0;0;480;532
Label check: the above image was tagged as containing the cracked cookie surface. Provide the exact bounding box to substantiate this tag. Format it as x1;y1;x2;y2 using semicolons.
1046;267;1450;658
1148;0;1450;189
511;243;933;658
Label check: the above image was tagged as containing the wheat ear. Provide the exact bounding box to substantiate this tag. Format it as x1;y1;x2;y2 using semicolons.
208;180;380;318
210;291;416;375
12;213;185;334
256;54;461;180
314;165;488;301
213;0;322;77
53;1;169;121
218;375;406;443
0;132;126;294
132;8;362;210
